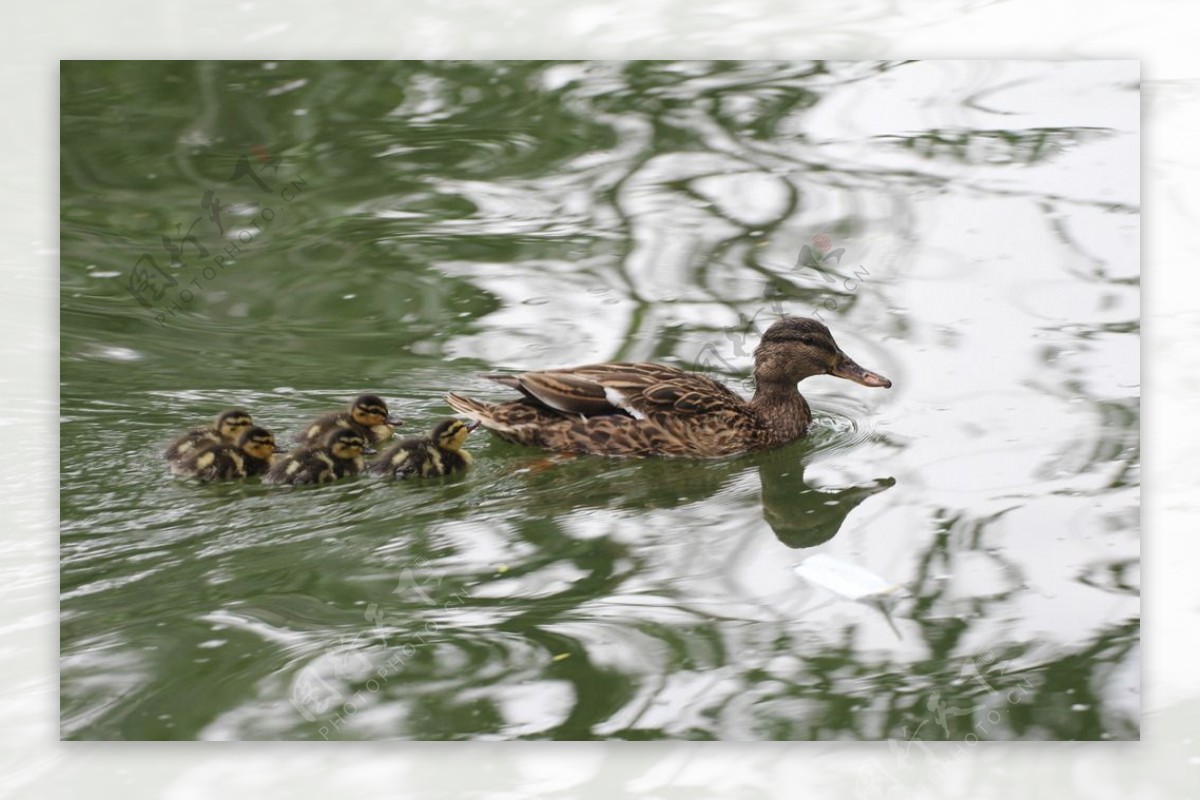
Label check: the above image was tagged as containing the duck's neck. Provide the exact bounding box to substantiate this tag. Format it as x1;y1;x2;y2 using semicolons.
750;379;812;446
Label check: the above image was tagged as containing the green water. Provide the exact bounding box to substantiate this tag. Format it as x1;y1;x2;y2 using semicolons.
60;60;1140;741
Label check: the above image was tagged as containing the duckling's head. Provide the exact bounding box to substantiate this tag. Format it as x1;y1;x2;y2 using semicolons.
432;418;477;452
754;317;892;389
348;394;402;428
215;408;254;441
325;428;367;460
236;426;277;461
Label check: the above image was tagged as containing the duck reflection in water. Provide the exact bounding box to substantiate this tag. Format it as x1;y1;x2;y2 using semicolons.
755;449;895;549
502;442;893;550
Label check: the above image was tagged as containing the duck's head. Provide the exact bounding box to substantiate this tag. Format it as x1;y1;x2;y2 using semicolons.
236;426;278;461
754;317;892;389
325;428;367;460
432;418;477;452
215;408;254;441
349;394;403;429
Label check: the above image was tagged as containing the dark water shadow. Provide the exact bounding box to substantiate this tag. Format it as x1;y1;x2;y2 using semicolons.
485;438;895;551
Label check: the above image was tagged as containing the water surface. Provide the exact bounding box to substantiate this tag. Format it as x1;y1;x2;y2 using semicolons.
60;60;1139;741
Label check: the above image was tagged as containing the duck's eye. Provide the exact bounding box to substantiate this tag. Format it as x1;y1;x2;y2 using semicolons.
800;334;834;351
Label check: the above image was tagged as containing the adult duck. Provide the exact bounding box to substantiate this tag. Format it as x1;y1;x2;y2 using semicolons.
446;316;891;458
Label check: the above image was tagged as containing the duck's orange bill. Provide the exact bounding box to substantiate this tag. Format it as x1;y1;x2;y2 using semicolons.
832;356;892;388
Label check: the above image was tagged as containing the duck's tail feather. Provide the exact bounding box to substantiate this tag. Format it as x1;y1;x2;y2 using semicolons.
482;373;523;390
445;392;515;431
447;392;553;443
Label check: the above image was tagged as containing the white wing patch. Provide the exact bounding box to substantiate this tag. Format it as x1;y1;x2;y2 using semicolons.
604;387;645;420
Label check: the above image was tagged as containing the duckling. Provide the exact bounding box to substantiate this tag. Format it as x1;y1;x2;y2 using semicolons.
266;427;368;486
164;408;254;462
170;426;278;482
370;419;477;479
296;394;403;447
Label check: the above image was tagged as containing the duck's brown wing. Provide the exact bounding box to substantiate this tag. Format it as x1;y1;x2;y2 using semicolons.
488;362;745;419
